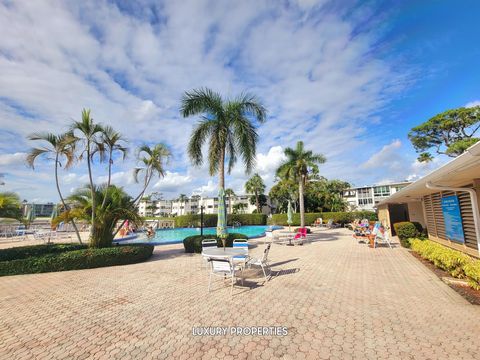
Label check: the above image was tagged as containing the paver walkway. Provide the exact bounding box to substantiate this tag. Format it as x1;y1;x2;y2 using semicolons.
1;228;479;359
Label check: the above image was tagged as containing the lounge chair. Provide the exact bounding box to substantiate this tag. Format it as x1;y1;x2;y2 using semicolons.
292;228;307;245
208;257;243;295
325;219;340;229
374;228;393;249
246;243;271;281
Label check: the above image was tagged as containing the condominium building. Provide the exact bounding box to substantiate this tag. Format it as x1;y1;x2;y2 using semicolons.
342;182;411;211
137;194;271;217
21;202;56;217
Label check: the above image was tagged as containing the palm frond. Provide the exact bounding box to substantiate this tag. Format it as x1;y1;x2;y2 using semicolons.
180;87;224;118
26;147;49;169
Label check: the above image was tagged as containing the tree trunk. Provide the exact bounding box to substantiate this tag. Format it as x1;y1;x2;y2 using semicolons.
255;190;260;213
55;154;83;244
100;149;112;209
217;149;225;236
90;222;114;248
86;141;95;239
299;177;305;228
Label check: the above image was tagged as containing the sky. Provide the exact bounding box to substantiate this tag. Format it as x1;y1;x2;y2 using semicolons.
1;0;480;203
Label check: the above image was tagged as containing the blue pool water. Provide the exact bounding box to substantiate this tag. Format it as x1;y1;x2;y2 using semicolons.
115;225;282;245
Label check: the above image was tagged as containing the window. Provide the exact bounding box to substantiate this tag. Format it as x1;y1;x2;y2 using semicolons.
373;186;390;197
358;198;373;205
343;190;356;197
357;188;372;198
208;205;213;208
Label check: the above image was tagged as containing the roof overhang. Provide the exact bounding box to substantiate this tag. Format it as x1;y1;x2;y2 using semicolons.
377;141;480;206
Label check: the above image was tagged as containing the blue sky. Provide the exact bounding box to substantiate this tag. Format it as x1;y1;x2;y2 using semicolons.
0;0;479;202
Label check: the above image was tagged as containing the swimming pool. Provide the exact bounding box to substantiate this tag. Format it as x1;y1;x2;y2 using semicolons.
115;225;282;245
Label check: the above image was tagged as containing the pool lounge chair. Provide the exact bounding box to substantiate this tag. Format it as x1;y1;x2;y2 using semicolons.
325;219;340;229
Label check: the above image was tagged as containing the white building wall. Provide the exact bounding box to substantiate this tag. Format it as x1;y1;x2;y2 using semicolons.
343;182;411;211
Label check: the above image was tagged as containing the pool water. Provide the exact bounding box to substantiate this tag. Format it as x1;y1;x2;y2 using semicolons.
116;225;282;245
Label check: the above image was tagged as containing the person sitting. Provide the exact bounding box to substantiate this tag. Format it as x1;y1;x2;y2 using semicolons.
146;226;155;238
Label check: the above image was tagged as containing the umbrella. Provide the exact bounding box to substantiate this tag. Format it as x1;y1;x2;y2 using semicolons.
287;200;293;231
26;204;36;223
216;188;228;242
50;204;58;221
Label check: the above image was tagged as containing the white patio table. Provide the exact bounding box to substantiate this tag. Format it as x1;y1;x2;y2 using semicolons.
202;247;245;259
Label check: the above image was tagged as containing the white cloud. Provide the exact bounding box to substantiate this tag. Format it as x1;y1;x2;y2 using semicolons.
362;140;402;170
153;171;192;192
465;100;480;108
193;180;217;196
0;152;27;166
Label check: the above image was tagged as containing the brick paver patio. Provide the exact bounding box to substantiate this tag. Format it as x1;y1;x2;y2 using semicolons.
1;228;479;359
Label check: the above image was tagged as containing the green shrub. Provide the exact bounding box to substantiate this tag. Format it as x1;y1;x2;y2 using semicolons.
0;243;87;262
410;239;472;279
464;261;480;290
183;233;248;253
268;211;377;226
173;214;267;228
0;244;154;276
394;222;422;247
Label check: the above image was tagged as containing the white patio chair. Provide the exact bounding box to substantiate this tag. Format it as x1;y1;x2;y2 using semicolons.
246;243;271;281
232;239;249;265
208;257;243;295
201;239;217;268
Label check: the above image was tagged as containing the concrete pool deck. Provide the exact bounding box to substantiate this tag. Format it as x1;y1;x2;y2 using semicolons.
1;228;480;359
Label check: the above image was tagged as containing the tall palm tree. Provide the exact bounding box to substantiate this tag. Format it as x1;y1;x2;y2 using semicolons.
225;188;236;214
133;143;171;204
100;126;127;208
177;194;188;215
180;88;266;235
26;131;83;243
245;173;266;213
276;141;326;228
70;109;104;234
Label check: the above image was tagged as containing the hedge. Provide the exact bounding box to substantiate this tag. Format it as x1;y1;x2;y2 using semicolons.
183;233;248;253
410;239;480;289
0;243;87;262
268;211;377;226
173;213;267;228
393;222;423;248
0;244;154;276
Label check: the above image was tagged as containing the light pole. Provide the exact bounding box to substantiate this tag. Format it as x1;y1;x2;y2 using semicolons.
200;205;204;237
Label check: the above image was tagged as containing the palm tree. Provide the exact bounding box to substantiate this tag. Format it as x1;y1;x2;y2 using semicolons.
177;194;188;215
57;185;141;248
276;141;326;228
100;126;127;208
0;192;22;220
133;144;171;204
180;88;266;235
225;188;236;214
245;173;266;213
70;109;104;234
26;131;83;243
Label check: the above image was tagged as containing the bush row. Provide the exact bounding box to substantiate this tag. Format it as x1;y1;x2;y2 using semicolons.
393;222;424;248
410;239;480;290
0;243;87;262
173;213;267;228
268;211;377;226
0;244;154;276
183;233;248;253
